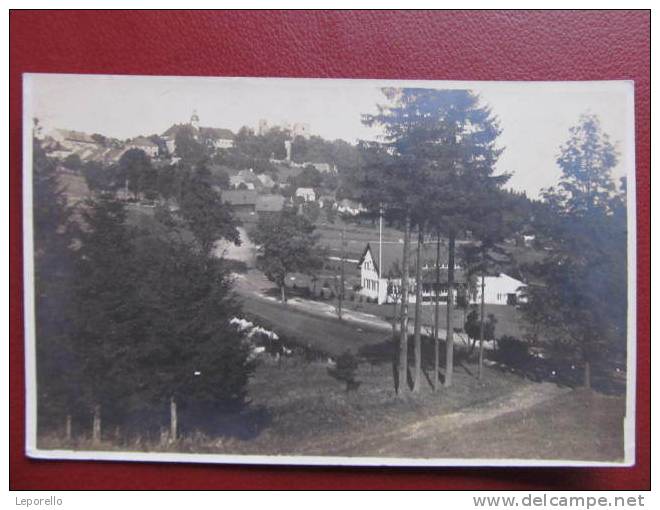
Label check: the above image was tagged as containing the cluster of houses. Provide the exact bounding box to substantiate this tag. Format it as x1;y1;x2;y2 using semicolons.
41;112;528;308
41;111;235;166
357;242;526;306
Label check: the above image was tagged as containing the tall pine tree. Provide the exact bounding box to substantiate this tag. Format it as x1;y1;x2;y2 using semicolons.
522;113;626;388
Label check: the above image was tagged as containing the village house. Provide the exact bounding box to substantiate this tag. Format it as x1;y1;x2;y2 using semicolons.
358;242;466;305
336;198;366;216
255;194;285;214
318;195;335;209
221;189;258;214
45;128;127;163
256;173;276;189
230;168;261;190
199;127;235;149
46;129;97;152
295;187;316;202
125;136;159;158
473;273;527;306
357;242;526;306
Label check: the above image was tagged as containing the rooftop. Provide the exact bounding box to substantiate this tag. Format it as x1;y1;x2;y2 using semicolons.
221;189;258;206
256;194;285;212
359;242;467;283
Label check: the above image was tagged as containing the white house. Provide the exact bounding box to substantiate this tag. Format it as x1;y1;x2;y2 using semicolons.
472;273;527;306
357;242;467;305
336;199;366;216
295;187;316;202
357;242;526;306
256;173;275;189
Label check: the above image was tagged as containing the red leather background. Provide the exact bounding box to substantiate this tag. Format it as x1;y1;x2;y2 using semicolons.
10;10;650;490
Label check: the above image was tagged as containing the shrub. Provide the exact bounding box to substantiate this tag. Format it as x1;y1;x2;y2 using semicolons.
495;335;530;366
327;351;360;392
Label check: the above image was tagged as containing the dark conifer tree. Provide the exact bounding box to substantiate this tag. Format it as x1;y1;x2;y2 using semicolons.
32;133;80;435
72;195;143;441
521;114;626;389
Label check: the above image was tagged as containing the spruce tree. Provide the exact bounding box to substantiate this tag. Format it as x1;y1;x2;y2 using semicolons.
522;114;625;389
134;232;254;439
72;195;143;441
32;134;80;435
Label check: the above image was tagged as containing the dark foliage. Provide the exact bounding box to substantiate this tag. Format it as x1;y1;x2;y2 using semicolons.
328;351;360;392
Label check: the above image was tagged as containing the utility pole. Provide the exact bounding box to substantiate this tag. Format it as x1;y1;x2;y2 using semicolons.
478;250;487;380
433;233;441;391
337;226;345;320
379;204;383;302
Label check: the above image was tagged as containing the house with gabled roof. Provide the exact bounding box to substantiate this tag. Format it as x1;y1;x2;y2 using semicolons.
295;187;316;202
358;242;465;305
255;194;285;214
221;189;258;214
357;242;525;305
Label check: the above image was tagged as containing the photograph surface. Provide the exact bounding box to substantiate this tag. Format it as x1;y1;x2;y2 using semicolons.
23;74;636;466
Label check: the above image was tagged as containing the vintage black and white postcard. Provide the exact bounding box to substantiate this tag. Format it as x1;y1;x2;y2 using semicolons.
23;74;636;466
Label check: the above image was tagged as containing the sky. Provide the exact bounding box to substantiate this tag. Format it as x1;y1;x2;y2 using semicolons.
26;74;634;198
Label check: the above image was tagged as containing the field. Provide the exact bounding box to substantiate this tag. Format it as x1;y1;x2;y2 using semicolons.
39;355;625;462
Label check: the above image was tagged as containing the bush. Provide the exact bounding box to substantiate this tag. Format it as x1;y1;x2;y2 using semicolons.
495;335;529;366
327;351;360;392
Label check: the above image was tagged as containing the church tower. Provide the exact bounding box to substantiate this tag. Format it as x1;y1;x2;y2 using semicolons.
190;110;200;130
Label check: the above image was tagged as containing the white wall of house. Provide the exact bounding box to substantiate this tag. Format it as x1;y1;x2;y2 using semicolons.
472;273;526;305
213;139;234;149
359;249;388;303
358;245;526;306
295;188;316;202
165;138;176;154
126;143;159;158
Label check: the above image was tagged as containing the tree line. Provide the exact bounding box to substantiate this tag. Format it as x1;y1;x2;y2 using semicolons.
352;88;627;392
33;136;252;443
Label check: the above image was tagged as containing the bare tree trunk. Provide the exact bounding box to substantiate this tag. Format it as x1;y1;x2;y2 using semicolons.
584;344;592;389
433;234;441;391
338;227;345;320
398;213;411;393
478;269;486;380
170;396;178;442
65;414;72;441
391;298;398;339
391;293;399;392
444;233;455;387
584;361;591;389
280;284;287;304
92;404;101;445
413;228;424;393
